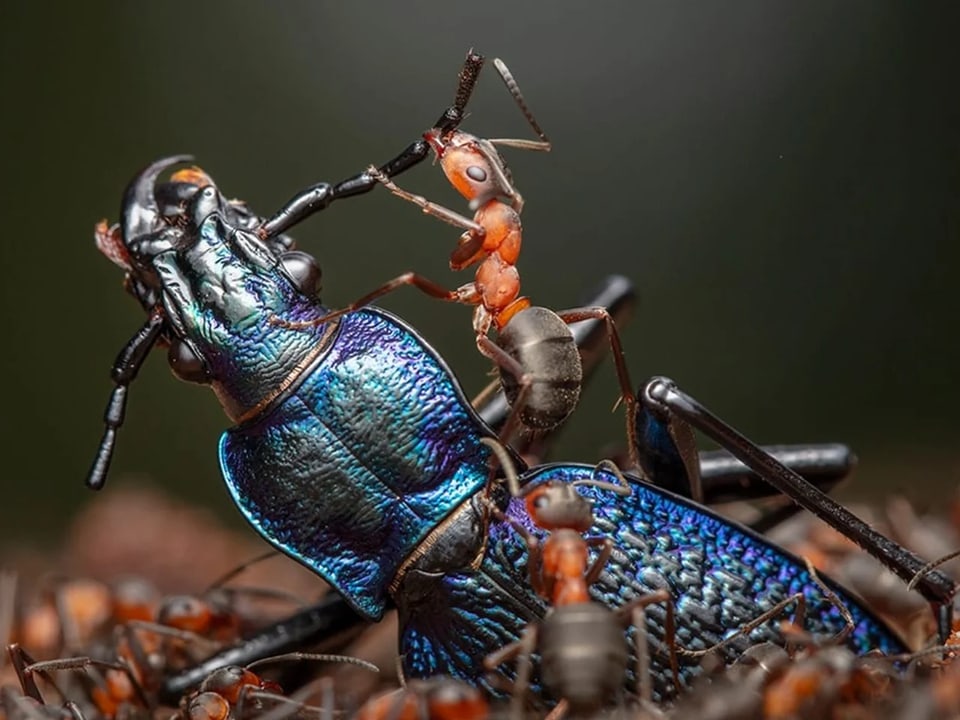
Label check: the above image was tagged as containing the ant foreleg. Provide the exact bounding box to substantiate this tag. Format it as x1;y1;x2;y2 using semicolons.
368;166;487;237
269;273;465;330
258;51;486;239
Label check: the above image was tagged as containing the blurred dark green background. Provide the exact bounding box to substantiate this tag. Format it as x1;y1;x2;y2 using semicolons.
2;2;958;549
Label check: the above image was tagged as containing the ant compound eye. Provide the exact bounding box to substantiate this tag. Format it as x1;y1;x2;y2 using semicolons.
466;165;488;182
533;494;550;510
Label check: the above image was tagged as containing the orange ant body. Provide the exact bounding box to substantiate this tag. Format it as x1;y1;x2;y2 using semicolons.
514;469;623;609
373;58;550;339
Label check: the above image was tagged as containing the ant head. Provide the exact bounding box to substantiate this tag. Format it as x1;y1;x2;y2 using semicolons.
186;691;231;720
200;665;262;703
418;677;488;718
156;595;214;634
425;130;518;211
524;482;594;532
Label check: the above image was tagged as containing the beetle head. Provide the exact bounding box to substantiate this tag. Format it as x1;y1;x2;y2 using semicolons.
98;157;330;420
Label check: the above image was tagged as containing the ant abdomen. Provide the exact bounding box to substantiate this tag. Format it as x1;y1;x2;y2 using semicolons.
539;603;628;708
496;306;583;430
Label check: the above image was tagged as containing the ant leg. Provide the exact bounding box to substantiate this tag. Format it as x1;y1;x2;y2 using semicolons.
24;653;151;710
63;702;85;720
476;335;537;448
483;624;538;719
573;461;634;580
244;651;379;674
614;590;679;700
676;563;853;663
0;573;16;663
676;594;807;661
269;273;465;330
632;603;653;702
488;137;552;152
543;700;569;720
641;376;957;633
118;623;161;692
555;306;639;465
126;620;220;651
8;645;43;701
802;558;855;645
478;438;547;598
475;276;636;457
576;458;633;496
582;537;614;587
258;51;486;239
86;306;165;490
367;167;487;237
909;548;960;591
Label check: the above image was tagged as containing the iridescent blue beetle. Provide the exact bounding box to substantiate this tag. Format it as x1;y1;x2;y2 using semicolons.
87;154;957;702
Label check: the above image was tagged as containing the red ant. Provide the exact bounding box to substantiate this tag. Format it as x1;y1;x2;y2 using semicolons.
271;55;637;450
479;439;678;718
365;57;550;343
7;641;151;720
179;652;377;720
479;440;853;717
354;676;489;720
9;642;375;720
3;554;312;720
5;577;116;660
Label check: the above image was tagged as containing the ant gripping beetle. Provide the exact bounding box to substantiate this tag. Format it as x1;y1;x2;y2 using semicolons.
270;56;638;452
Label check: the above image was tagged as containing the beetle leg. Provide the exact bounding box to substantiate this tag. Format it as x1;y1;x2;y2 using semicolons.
641;376;958;635
86;307;165;491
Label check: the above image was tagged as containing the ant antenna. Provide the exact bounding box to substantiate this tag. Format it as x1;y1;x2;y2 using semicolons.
479;437;524;498
490;58;551;151
571;459;632;496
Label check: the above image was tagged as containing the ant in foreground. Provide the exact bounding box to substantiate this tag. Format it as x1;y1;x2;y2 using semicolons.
480;439;678;718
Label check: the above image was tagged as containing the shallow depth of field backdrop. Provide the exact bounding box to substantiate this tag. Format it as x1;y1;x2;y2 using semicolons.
1;3;958;548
